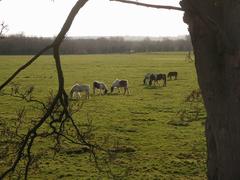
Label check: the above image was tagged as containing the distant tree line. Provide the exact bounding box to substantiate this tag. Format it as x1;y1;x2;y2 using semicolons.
0;34;192;55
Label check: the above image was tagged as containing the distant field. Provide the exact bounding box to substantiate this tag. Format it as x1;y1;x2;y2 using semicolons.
0;53;206;179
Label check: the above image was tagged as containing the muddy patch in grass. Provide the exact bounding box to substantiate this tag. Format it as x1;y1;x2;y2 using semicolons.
109;146;136;153
167;119;189;126
60;147;90;155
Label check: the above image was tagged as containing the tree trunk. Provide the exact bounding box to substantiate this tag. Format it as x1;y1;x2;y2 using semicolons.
181;0;240;179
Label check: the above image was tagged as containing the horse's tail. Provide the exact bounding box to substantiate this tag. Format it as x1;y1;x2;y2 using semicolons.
93;82;96;95
143;78;146;84
86;87;90;99
167;73;170;78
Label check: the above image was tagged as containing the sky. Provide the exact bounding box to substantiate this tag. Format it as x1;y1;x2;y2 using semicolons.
0;0;188;37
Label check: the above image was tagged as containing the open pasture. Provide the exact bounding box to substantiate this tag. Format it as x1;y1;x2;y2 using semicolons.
0;53;206;179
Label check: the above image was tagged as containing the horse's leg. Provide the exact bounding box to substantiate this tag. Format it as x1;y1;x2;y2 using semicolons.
84;90;88;99
100;89;102;96
123;87;126;95
118;88;121;93
126;88;130;95
86;91;89;99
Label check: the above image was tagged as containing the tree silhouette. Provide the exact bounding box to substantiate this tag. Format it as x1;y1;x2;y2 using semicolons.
112;0;240;179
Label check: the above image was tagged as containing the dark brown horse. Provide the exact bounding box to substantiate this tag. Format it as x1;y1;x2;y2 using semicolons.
149;73;166;87
93;81;108;95
167;71;178;80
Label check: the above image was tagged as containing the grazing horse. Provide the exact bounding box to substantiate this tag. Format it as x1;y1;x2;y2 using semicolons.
93;81;108;95
143;73;152;85
167;71;178;80
149;73;167;87
70;83;90;99
111;79;130;95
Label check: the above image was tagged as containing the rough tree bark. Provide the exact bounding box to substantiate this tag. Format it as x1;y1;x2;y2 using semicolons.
181;0;240;179
112;0;240;178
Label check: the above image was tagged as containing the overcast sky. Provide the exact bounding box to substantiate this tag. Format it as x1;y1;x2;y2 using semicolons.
0;0;188;37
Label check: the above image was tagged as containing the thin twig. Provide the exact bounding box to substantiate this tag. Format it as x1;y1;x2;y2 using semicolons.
110;0;183;11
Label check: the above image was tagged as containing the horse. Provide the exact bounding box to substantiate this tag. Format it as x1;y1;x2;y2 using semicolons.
167;71;178;80
111;79;130;95
93;81;108;95
143;73;152;85
70;83;90;99
149;73;167;87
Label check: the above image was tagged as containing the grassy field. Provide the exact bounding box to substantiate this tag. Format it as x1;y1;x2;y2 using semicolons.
0;53;206;179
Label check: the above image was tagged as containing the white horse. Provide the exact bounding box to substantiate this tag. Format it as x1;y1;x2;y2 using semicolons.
93;81;108;95
70;83;90;99
111;79;130;95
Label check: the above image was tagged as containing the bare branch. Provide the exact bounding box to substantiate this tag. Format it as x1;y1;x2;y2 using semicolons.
0;94;59;179
0;45;52;91
110;0;183;11
0;21;8;38
0;0;89;178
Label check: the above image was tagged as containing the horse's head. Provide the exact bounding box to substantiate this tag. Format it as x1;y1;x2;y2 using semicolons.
149;80;153;86
104;89;108;94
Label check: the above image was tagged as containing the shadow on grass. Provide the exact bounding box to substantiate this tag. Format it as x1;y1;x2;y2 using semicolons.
167;78;186;81
106;93;132;96
143;85;164;89
109;146;136;153
61;147;90;155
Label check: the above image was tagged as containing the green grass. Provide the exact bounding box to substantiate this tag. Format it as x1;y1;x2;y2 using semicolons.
0;52;206;179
